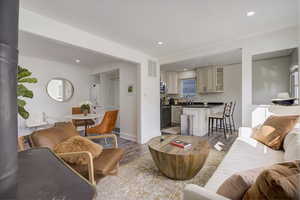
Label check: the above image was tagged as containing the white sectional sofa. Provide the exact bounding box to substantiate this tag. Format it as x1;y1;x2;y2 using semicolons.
184;127;300;200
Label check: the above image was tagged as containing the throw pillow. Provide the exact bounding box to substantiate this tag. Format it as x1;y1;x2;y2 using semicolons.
243;160;300;200
54;135;103;165
252;115;300;150
217;167;265;200
283;131;300;161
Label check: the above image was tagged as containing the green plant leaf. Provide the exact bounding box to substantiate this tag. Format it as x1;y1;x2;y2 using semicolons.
17;66;32;80
18;77;38;83
17;84;33;98
17;99;26;107
18;106;29;119
17;66;37;119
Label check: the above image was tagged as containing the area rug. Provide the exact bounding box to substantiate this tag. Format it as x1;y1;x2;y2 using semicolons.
96;147;226;200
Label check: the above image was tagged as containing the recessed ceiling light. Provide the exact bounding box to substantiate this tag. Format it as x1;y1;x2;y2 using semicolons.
157;41;164;45
75;59;80;63
247;11;255;17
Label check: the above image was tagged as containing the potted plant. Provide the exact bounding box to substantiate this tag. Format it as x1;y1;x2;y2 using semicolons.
80;101;92;116
17;66;38;119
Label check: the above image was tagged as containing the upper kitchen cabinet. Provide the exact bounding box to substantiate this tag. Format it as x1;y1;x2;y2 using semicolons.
196;66;224;94
166;72;179;94
160;71;166;83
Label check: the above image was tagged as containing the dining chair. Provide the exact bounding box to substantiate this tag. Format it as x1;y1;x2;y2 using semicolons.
72;107;95;129
86;110;119;136
208;102;233;139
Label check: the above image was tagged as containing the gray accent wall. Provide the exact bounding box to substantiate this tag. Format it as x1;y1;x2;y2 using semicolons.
252;56;291;105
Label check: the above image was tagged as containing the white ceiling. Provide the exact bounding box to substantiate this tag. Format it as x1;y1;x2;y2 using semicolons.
19;31;123;67
21;0;297;58
161;49;242;71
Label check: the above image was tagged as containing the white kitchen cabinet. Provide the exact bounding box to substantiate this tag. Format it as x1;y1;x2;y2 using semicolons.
182;106;223;136
160;71;166;83
196;66;224;94
182;108;210;136
171;106;182;124
166;72;179;94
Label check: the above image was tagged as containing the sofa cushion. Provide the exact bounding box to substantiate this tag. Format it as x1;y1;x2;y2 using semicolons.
243;160;300;200
205;136;284;192
283;131;300;161
252;115;300;150
217;167;264;200
54;136;103;165
72;148;124;175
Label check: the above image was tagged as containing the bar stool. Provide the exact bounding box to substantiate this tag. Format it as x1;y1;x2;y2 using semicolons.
208;102;232;139
229;101;236;131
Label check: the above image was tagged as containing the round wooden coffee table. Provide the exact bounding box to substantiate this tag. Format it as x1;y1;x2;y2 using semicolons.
148;135;210;180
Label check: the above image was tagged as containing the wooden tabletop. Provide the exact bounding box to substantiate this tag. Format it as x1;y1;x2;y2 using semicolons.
64;113;100;120
148;135;209;156
148;135;210;180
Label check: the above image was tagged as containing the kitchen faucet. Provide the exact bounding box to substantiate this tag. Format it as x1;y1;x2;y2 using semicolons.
186;95;193;105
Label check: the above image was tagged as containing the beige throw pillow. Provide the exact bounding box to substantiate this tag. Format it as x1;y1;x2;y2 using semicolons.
252;115;300;150
54;136;103;165
243;160;300;200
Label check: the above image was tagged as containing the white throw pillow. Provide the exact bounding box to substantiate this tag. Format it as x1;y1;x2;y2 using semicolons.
283;130;300;161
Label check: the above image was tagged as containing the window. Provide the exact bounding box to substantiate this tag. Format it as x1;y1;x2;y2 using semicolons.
181;79;196;96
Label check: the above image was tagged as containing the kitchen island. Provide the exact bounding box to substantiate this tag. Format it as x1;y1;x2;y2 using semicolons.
181;103;223;136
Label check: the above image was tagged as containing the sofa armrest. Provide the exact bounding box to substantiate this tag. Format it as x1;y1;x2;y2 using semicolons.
57;151;95;185
238;127;255;138
87;134;118;148
184;184;229;200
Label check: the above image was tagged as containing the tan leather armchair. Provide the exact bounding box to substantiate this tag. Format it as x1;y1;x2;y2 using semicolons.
29;122;124;185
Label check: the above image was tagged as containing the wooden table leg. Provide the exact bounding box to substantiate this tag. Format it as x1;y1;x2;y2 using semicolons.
84;120;88;136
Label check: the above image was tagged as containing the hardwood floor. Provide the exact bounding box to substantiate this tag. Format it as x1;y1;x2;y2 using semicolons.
117;136;146;165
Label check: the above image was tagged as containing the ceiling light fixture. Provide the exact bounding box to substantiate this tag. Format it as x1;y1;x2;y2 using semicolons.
157;41;164;45
184;68;188;71
75;59;80;63
247;11;255;17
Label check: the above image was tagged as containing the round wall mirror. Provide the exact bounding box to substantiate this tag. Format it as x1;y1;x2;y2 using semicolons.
46;78;74;102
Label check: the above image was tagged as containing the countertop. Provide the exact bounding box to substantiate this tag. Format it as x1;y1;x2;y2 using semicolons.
182;105;222;108
161;102;224;108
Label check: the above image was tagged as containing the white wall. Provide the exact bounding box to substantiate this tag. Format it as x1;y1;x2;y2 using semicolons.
252;56;291;105
20;8;161;144
192;64;242;128
242;27;298;126
119;64;138;141
99;71;120;107
92;62;138;141
18;55;91;129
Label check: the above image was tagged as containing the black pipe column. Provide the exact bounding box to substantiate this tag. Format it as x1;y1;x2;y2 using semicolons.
0;0;19;199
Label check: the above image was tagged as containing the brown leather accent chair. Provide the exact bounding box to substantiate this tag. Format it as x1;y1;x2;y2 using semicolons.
29;122;124;185
87;110;118;135
72;107;95;128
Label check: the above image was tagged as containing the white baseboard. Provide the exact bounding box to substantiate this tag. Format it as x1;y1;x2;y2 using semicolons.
119;132;137;142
